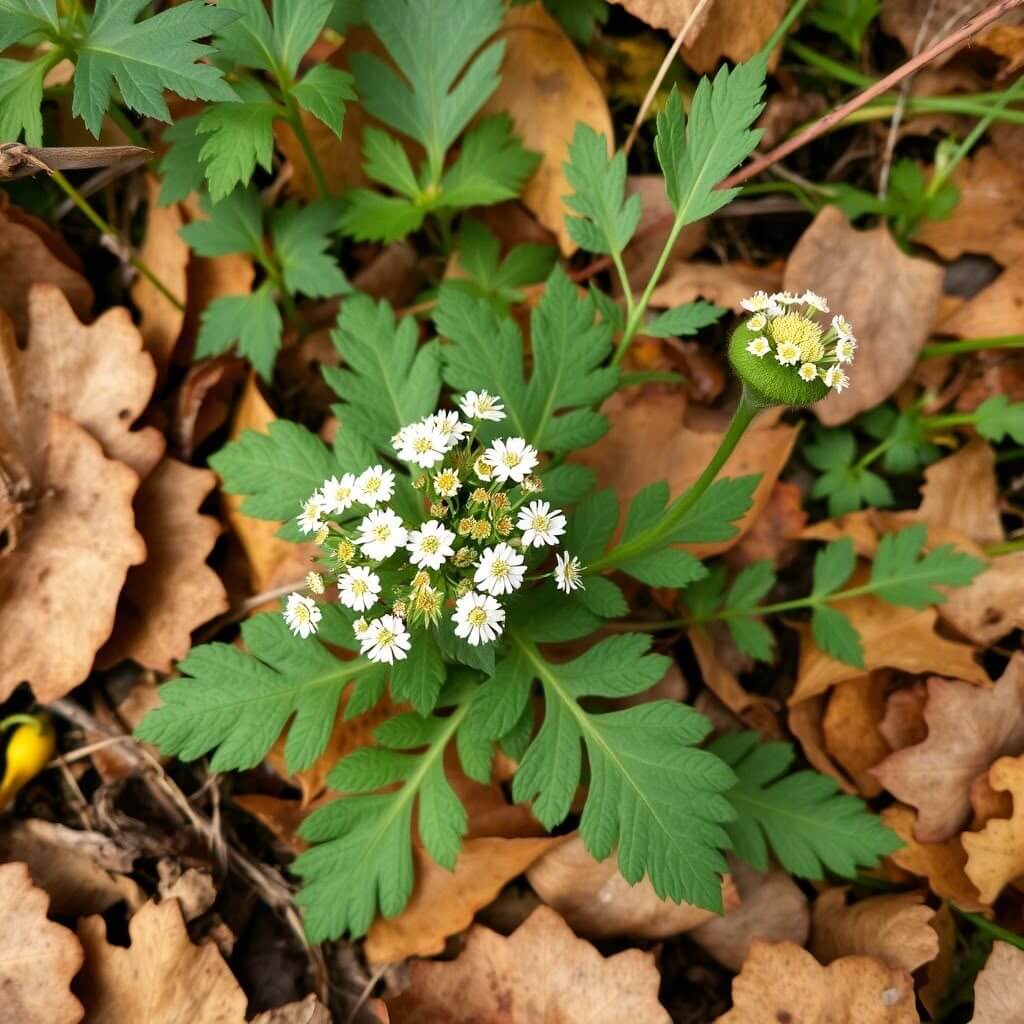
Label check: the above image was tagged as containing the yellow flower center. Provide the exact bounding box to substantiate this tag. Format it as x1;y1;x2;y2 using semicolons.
468;607;488;627
373;525;390;541
769;313;824;362
531;514;549;531
421;536;440;553
502;452;521;468
352;580;368;596
491;559;509;578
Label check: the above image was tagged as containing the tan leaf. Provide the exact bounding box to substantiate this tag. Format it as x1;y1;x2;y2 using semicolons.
878;683;928;751
386;905;670;1023
0;862;83;1024
689;626;762;717
873;657;1024;841
574;389;798;558
940;263;1024;339
690;859;810;972
963;755;1024;904
811;888;939;973
881;806;985;912
252;995;331;1024
970;769;1014;830
0;203;93;337
607;0;714;43
879;0;1022;60
649;259;784;313
171;355;246;459
789;694;857;793
940;551;1024;647
978;24;1024;72
971;941;1024;1023
683;0;788;72
132;176;187;377
714;939;920;1023
791;597;987;705
823;674;892;798
0;414;146;702
76;899;247;1024
525;833;737;939
99;457;227;671
783;206;943;425
920;902;956;1018
915;441;1003;546
481;2;613;255
622;175;707;285
726;479;806;571
366;837;560;963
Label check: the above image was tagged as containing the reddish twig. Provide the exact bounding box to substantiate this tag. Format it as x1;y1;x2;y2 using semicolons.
572;0;1024;285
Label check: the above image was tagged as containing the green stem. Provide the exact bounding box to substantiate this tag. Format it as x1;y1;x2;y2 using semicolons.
835;99;1024;127
983;537;1024;557
0;714;44;734
760;0;813;59
951;907;1024;951
921;334;1024;359
920;412;976;432
48;168;185;313
995;446;1024;464
855;436;896;471
590;392;760;572
786;39;873;88
283;93;330;199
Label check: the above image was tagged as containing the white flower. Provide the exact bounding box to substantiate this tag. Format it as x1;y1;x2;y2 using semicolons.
824;365;850;393
407;519;456;570
453;591;505;646
801;290;829;313
474;542;526;596
353;616;370;640
433;467;461;497
772;291;801;306
747;312;768;331
836;337;856;364
394;420;447;468
517;500;566;548
474;455;493;481
357;507;408;560
306;571;325;594
359;614;412;664
320;473;357;514
356;465;396;506
485;437;539;484
831;314;855;340
741;291;773;312
554;552;584;594
746;336;771;358
297;493;328;535
284;593;321;638
798;362;818;382
775;340;801;366
338;566;381;612
428;411;472;450
459;389;505;421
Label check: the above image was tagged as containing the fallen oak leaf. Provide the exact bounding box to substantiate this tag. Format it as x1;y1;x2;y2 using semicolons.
0;862;83;1024
878;683;929;751
873;657;1024;842
76;899;247;1024
385;905;671;1023
822;674;892;798
789;694;857;794
915;441;1003;547
714;939;920;1024
971;941;1024;1023
940;262;1024;340
963;755;1024;904
811;888;939;973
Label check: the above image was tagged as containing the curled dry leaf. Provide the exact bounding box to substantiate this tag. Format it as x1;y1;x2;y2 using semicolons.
970;763;1015;829
962;755;1024;904
525;833;738;940
690;859;810;972
941;551;1024;647
881;806;985;912
607;0;714;44
0;862;83;1024
252;995;331;1024
878;683;928;751
971;941;1024;1024
172;355;246;460
386;905;670;1023
920;903;956;1018
940;263;1024;340
689;626;764;719
76;899;247;1024
915;441;1003;547
683;0;787;72
873;656;1024;841
790;694;857;794
0;202;92;337
714;939;920;1024
822;674;892;798
98;457;227;672
649;259;784;313
811;888;939;973
481;2;612;255
783;206;944;425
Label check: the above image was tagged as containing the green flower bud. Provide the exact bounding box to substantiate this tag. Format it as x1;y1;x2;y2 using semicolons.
729;320;829;408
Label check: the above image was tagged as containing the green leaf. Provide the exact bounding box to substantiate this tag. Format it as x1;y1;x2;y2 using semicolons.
293;63;355;137
195;286;283;382
619;547;707;588
469;646;533;740
645;301;725;338
272;0;334;76
542;0;607;44
563;122;642;255
728;615;775;662
869;524;986;608
622;482;670;542
324;294;441;452
578;575;629;618
564;489;619;563
338;189;425;243
811;605;864;669
361;126;421;198
137;611;385;774
0;54;48;145
157;116;206;205
654;62;765;226
668;475;759;545
975;395;1024;445
390;631;446;715
438;114;538;209
0;0;59;50
216;0;332;77
712;732;902;877
272;200;349;297
812;538;856;597
726;560;776;610
179;186;265;259
511;633;735;911
806;0;881;55
72;0;237;137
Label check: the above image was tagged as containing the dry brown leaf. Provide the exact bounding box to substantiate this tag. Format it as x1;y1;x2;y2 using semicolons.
873;658;1024;841
649;259;784;313
789;694;857;794
684;0;787;72
252;996;331;1024
878;683;929;751
920;902;956;1018
811;888;939;973
783;206;943;425
482;3;612;254
940;263;1024;339
823;674;892;798
971;763;1016;830
940;551;1024;647
690;859;810;972
689;626;762;717
714;939;920;1023
978;24;1024;72
963;755;1024;904
0;203;92;336
525;833;738;939
99;457;227;671
575;389;798;558
915;441;1003;546
171;355;246;459
76;899;247;1024
0;863;83;1024
881;806;985;912
791;596;987;704
971;941;1024;1023
366;836;560;963
608;0;714;43
880;0;1019;59
726;479;806;571
386;905;670;1023
132;176;187;377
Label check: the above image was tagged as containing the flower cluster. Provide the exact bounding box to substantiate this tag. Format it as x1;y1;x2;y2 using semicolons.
740;290;855;393
282;391;585;662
